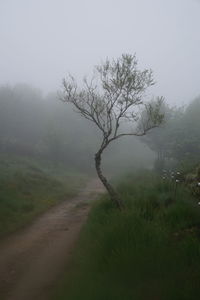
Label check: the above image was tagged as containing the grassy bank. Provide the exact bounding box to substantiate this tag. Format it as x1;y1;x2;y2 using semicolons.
0;154;86;237
54;171;200;300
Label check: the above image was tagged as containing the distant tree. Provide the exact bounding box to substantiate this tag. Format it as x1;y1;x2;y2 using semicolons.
142;96;200;172
61;54;164;209
141;102;181;173
0;84;45;153
170;97;200;165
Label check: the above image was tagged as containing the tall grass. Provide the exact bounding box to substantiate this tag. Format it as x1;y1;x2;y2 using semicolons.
54;171;200;300
0;154;86;237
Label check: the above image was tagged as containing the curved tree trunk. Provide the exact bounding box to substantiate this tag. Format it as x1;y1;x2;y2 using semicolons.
95;151;123;210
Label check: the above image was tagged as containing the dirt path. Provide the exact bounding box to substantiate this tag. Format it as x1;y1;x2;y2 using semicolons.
0;178;104;300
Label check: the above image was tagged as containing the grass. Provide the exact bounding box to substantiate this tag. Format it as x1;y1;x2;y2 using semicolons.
53;171;200;300
0;154;87;237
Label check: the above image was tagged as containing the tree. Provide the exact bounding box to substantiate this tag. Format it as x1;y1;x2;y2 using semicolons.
141;101;179;173
173;97;200;164
61;54;164;209
142;97;200;172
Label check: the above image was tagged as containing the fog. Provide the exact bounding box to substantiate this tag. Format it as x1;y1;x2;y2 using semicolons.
1;0;200;105
1;2;200;293
0;84;154;175
0;0;200;175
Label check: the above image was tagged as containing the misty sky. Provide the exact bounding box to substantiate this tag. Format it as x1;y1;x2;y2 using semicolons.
0;0;200;105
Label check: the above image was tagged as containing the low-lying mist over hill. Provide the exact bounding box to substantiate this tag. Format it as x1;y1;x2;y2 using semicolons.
0;84;154;175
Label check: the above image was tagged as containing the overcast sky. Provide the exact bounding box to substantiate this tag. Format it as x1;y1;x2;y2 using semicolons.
0;0;200;105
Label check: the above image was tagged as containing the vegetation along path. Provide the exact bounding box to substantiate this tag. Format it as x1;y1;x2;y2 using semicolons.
0;178;104;300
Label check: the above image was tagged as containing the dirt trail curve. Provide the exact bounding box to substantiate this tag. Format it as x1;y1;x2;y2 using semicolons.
0;178;104;300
